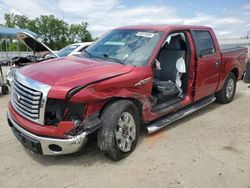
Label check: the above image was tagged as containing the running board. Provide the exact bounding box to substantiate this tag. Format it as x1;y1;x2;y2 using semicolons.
147;96;216;134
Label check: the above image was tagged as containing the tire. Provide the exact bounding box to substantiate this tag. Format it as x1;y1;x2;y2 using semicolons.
97;100;140;161
1;84;9;95
215;72;236;104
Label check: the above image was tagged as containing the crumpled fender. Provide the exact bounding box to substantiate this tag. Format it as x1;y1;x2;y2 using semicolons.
68;66;153;121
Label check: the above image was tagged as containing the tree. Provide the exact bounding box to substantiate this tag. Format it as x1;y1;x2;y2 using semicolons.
14;15;29;28
68;22;92;43
1;13;93;50
4;13;15;27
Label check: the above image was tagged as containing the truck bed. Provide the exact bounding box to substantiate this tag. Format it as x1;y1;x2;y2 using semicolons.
220;45;248;80
220;45;247;53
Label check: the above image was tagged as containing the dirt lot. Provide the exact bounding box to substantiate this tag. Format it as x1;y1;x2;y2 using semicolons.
0;66;250;188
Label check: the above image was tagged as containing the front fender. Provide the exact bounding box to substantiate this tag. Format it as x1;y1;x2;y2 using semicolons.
68;66;153;120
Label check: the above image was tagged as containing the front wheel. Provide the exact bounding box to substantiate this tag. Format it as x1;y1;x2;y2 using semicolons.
215;72;236;104
97;100;140;161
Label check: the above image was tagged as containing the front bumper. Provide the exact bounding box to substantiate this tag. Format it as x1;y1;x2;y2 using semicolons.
7;112;88;155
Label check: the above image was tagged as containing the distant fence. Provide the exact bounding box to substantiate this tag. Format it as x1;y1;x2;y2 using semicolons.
0;51;33;61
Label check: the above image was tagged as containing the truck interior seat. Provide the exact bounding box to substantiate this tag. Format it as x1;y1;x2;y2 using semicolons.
153;35;187;100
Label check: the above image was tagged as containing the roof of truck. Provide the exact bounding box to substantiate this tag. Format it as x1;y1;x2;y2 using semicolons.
116;25;211;32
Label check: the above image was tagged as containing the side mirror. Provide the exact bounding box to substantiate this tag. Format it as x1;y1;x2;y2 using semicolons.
244;62;250;83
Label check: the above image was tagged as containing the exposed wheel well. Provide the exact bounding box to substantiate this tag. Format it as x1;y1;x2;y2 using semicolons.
231;68;239;80
100;97;143;121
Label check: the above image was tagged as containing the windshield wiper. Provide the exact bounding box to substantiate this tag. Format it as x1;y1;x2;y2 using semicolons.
103;54;124;65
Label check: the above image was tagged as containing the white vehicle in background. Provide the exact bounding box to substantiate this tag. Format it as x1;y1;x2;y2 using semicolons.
56;42;92;57
6;32;92;86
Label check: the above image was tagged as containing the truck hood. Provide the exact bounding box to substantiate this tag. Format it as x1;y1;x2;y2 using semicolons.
16;32;59;57
19;56;134;97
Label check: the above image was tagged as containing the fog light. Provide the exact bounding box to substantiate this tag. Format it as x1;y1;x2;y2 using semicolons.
48;144;62;152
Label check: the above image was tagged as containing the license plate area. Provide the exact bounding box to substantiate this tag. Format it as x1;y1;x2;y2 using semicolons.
11;126;43;154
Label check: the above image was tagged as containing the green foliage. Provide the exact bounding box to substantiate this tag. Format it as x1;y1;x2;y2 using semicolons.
68;22;92;43
1;13;93;50
0;37;28;52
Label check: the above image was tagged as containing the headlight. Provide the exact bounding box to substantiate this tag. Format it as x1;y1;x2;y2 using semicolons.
45;99;65;125
45;99;85;125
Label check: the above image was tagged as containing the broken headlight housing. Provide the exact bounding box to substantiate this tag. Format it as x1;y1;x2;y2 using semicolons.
44;98;85;125
64;102;86;121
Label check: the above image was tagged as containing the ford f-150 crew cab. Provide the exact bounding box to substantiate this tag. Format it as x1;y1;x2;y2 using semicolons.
7;25;248;161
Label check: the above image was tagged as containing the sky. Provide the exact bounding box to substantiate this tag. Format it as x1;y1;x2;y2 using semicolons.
0;0;250;39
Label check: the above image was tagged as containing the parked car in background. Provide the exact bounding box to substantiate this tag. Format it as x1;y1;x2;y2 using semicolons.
56;42;92;57
7;25;248;161
244;60;250;84
6;32;92;85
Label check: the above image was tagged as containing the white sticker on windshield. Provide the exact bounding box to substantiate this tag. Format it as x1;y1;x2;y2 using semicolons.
136;32;155;38
104;41;125;45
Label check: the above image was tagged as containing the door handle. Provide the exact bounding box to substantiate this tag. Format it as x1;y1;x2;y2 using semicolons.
215;60;221;67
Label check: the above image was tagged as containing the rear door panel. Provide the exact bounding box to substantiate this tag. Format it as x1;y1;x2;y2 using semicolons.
195;55;221;100
191;30;221;101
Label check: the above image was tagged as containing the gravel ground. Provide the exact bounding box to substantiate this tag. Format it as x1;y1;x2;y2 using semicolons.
0;66;250;188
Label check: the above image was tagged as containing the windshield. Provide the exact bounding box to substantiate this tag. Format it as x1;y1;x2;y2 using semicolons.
57;44;80;57
83;29;163;66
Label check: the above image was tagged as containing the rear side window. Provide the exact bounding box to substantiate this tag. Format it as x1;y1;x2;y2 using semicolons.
193;30;215;56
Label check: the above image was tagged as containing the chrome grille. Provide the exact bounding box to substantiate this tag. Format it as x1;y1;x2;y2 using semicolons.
11;71;51;125
11;79;42;119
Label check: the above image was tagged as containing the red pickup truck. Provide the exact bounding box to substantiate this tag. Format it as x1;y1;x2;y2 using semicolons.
7;25;248;161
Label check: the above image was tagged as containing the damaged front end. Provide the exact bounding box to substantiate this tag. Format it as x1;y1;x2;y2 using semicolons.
8;97;102;155
8;81;102;155
37;88;103;154
8;63;136;155
44;97;102;135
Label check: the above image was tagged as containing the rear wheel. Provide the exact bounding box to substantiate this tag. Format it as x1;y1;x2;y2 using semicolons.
215;73;236;104
97;100;140;161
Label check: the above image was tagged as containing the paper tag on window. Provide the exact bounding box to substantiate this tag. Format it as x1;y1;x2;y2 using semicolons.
136;32;155;38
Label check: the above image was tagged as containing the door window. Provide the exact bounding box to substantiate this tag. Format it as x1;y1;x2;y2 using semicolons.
193;31;215;56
